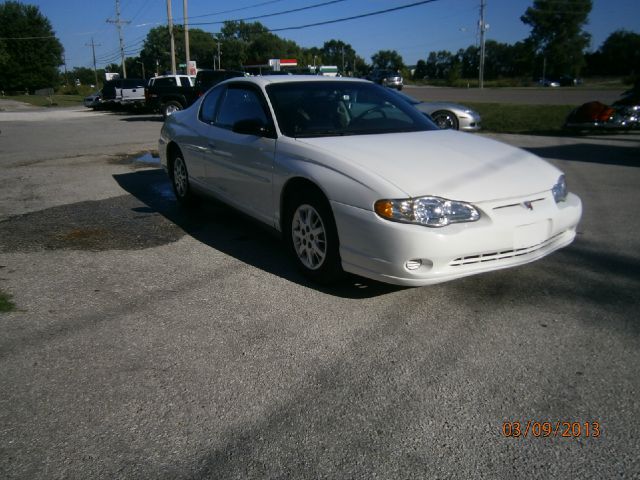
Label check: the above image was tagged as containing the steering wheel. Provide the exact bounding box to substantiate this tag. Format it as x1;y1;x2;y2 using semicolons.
350;105;388;125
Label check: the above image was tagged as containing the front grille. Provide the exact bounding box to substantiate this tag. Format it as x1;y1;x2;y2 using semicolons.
449;232;564;267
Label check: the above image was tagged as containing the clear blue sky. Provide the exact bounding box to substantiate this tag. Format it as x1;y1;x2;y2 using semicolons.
23;0;640;69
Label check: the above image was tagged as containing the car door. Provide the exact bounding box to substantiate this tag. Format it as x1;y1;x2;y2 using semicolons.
182;85;225;186
202;83;276;224
121;79;145;102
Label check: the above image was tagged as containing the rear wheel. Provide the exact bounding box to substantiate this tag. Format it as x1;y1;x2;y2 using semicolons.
285;189;343;284
170;152;196;205
162;100;183;119
431;110;459;130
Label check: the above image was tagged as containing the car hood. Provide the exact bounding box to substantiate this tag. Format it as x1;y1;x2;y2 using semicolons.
295;130;561;202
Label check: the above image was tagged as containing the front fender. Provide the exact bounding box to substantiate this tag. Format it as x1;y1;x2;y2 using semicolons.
272;137;409;230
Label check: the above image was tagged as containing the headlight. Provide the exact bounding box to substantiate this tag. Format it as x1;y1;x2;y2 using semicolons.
552;175;567;203
375;196;480;227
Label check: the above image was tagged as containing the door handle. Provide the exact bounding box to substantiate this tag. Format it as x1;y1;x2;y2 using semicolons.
208;142;217;150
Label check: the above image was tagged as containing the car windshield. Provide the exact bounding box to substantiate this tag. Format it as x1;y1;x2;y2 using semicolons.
266;81;437;138
390;90;421;106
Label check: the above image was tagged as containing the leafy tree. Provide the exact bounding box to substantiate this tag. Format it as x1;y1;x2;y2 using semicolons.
509;40;537;78
371;50;405;71
105;63;121;76
319;39;352;71
424;50;455;79
0;1;63;92
298;46;323;71
220;20;270;43
70;66;102;86
249;34;301;66
413;59;428;80
459;46;479;79
217;20;267;68
521;0;592;77
595;30;640;76
0;39;8;67
138;25;217;75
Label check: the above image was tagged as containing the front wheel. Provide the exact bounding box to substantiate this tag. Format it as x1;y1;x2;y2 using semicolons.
285;190;343;284
431;110;459;130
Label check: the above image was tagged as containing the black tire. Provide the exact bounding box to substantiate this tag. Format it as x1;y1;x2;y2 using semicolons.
285;188;343;284
170;151;197;206
162;100;183;119
431;110;460;130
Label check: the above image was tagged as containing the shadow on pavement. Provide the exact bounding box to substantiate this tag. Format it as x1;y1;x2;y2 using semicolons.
113;169;404;299
525;142;639;167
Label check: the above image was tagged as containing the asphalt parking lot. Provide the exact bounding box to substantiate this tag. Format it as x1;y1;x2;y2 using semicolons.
1;99;639;479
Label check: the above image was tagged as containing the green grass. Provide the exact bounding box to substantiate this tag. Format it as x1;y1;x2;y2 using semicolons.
2;94;85;107
0;290;16;313
467;102;575;134
2;94;574;134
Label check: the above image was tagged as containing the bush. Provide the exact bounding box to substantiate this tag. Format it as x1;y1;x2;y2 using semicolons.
56;84;95;96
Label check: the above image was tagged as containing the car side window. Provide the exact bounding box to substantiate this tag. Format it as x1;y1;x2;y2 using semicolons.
216;86;270;130
155;77;177;87
199;85;224;124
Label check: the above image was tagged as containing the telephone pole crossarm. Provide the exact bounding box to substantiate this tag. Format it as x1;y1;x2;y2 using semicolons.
107;0;131;78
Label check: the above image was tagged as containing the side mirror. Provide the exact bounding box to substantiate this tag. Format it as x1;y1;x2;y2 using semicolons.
232;118;272;137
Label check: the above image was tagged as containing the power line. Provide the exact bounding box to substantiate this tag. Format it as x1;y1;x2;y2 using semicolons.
0;35;57;40
96;37;145;62
189;0;348;26
129;0;156;24
270;0;440;32
187;0;286;20
130;0;288;28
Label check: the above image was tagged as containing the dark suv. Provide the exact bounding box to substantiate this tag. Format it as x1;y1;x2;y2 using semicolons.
194;69;246;96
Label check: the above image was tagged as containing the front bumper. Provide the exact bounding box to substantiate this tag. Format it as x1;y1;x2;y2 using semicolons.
459;112;482;131
332;192;582;286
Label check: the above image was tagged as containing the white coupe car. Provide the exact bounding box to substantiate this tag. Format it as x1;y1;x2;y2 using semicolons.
159;76;582;286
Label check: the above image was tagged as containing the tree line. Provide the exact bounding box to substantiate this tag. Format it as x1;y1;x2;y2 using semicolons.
1;0;639;93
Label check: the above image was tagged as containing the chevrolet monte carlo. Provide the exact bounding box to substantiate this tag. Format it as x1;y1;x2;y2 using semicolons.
159;76;582;286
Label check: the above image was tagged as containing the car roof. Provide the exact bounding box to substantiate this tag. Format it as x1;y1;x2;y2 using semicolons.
225;75;370;87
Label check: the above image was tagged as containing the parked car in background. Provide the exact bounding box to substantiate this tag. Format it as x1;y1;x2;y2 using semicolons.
145;74;195;118
564;85;640;130
159;76;581;286
83;91;102;109
390;90;481;131
538;78;560;87
367;70;403;90
194;69;246;96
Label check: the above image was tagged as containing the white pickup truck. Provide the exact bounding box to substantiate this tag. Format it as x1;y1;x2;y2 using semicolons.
100;78;147;109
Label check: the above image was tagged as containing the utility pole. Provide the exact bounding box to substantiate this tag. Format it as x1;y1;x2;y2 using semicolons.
107;0;131;78
85;38;101;86
166;0;177;74
217;39;221;70
183;0;190;74
62;53;69;86
478;0;486;89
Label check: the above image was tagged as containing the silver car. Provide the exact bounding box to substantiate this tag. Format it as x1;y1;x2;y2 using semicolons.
83;91;102;108
392;90;481;131
368;70;403;90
